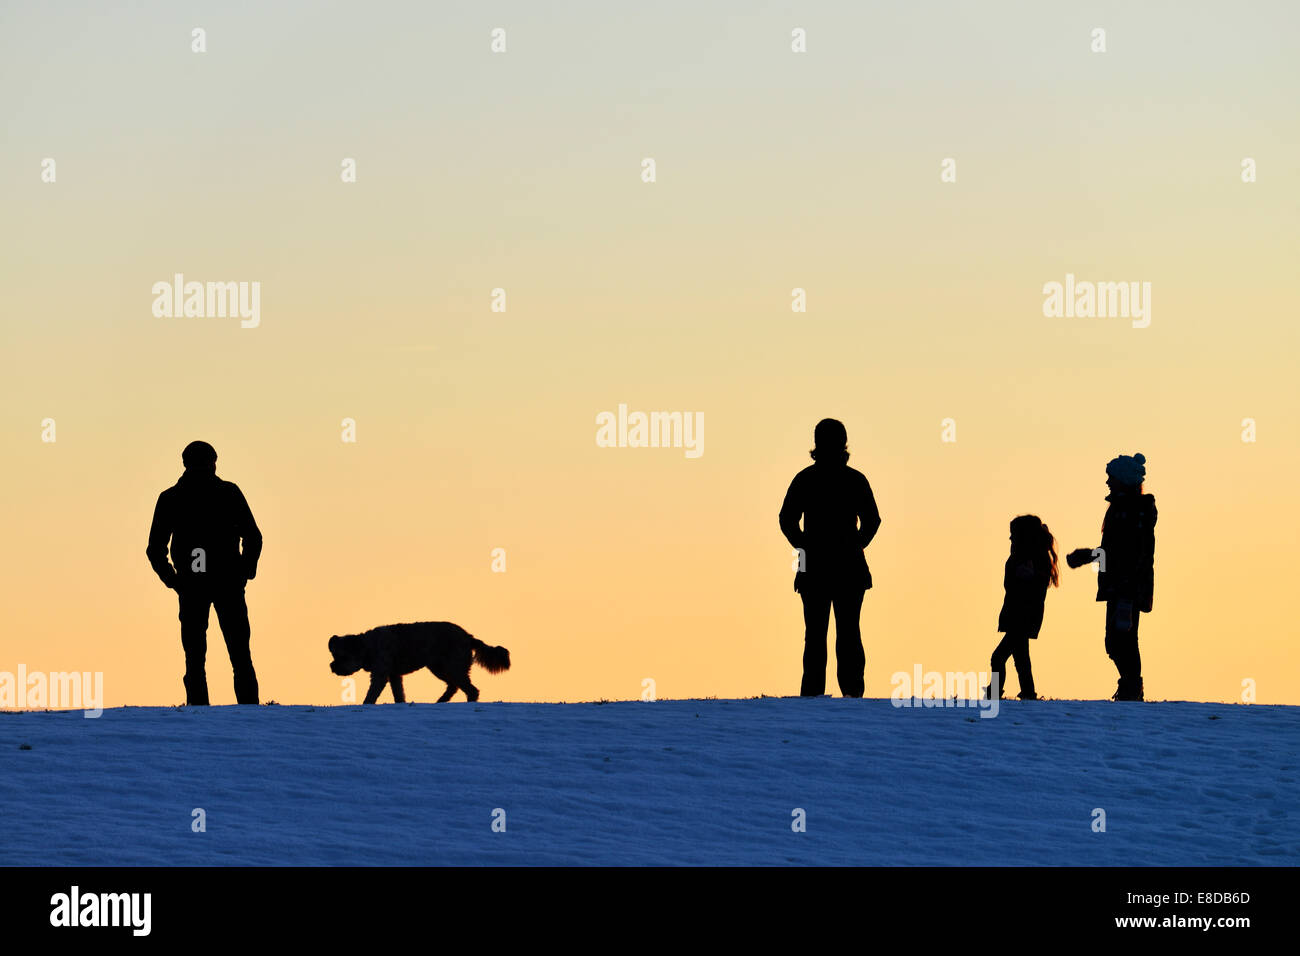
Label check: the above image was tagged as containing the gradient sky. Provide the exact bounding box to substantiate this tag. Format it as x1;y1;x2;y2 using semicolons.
2;1;1298;707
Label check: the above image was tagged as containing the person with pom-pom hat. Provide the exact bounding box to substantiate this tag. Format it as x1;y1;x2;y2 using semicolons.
1065;453;1157;701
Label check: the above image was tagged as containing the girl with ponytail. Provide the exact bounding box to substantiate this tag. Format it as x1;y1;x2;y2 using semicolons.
984;515;1059;700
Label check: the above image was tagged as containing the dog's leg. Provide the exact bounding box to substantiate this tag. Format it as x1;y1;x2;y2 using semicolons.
429;667;456;702
461;676;480;703
363;672;387;704
390;674;405;703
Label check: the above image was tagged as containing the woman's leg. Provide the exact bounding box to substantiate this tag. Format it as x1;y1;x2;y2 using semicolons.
832;586;867;698
800;587;832;696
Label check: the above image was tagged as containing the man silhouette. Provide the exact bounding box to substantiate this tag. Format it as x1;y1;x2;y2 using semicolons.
147;441;263;705
779;419;881;697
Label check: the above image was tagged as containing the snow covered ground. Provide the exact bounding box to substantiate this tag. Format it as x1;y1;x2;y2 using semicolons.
1;698;1295;865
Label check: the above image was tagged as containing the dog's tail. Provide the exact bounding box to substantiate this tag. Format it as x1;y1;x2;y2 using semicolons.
470;636;511;674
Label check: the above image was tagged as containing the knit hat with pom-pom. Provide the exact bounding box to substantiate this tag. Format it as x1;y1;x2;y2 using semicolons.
1106;452;1146;487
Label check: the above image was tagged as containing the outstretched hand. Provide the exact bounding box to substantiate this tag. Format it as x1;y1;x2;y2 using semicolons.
1065;548;1096;569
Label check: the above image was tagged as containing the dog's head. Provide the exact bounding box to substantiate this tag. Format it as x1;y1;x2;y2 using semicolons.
328;634;365;676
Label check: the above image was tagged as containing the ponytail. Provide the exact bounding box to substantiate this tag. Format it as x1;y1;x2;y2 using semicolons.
1041;524;1060;587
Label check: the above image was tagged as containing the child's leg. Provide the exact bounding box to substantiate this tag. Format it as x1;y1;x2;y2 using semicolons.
1116;611;1142;698
1105;601;1142;698
1010;633;1036;698
989;634;1013;698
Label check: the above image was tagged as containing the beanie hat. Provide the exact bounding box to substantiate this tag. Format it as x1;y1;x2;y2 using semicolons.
1106;452;1146;487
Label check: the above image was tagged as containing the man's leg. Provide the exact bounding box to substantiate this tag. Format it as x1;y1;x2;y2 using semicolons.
177;588;212;706
832;586;866;698
799;586;832;696
213;585;258;705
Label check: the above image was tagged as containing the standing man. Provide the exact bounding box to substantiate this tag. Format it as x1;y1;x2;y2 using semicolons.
779;419;881;697
147;440;263;705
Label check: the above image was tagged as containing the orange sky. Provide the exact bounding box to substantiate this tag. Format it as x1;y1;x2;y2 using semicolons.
2;1;1297;706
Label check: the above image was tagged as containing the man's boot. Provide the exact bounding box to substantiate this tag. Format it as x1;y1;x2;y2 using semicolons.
233;669;259;706
184;673;209;706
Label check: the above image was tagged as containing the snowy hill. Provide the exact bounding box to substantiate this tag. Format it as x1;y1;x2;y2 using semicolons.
1;698;1295;865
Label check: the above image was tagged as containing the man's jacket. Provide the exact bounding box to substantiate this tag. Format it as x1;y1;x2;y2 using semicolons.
147;472;262;588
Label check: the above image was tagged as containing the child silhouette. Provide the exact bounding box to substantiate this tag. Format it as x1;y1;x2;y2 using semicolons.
984;515;1059;700
1065;452;1156;701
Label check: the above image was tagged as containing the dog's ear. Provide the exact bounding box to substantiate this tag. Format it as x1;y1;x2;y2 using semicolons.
328;635;341;656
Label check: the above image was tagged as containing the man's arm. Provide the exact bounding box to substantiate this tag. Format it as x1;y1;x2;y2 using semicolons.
857;478;881;549
146;492;179;588
778;476;805;550
234;486;263;579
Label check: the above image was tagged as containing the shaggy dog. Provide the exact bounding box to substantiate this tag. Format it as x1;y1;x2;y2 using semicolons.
328;622;510;703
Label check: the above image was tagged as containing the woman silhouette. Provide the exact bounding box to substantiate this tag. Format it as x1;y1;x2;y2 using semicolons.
779;419;881;697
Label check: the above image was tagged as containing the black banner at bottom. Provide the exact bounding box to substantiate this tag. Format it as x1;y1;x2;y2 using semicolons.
1;866;1285;941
